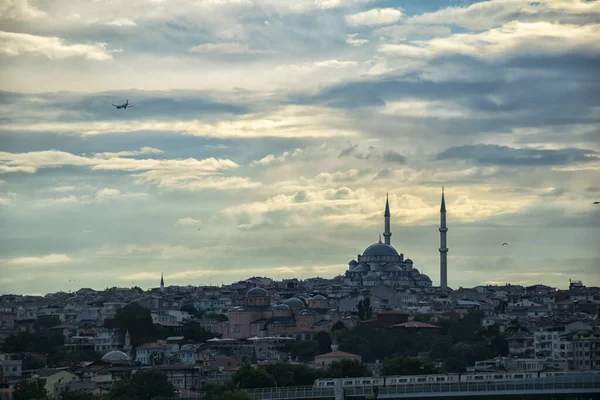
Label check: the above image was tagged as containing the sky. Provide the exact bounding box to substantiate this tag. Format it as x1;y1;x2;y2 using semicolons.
0;0;599;295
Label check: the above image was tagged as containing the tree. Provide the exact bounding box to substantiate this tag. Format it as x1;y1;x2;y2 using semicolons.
314;331;332;354
183;321;220;343
232;364;275;389
381;355;437;376
13;378;50;400
107;369;175;400
205;313;228;322
357;300;365;321
363;297;373;320
505;319;526;336
60;391;102;400
290;340;319;362
327;359;369;378
331;321;346;331
106;303;157;347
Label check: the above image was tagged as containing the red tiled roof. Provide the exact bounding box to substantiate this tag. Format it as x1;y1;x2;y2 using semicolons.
392;321;441;329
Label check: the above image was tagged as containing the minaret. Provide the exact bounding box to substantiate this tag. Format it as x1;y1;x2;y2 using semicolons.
160;273;164;292
439;188;448;290
383;193;392;246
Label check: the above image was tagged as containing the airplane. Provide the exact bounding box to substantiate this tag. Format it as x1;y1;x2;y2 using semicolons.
111;99;134;109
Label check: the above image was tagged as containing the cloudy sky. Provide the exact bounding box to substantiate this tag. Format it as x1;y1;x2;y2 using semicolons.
0;0;599;295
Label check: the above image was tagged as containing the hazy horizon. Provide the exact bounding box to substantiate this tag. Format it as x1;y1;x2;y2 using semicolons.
1;0;599;295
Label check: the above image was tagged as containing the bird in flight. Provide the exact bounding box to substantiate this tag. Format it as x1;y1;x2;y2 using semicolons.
112;99;134;110
502;243;508;246
594;201;599;204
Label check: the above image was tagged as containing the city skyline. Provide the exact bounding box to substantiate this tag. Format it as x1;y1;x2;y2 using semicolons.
1;0;599;294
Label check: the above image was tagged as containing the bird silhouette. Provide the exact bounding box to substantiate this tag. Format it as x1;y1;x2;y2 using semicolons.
594;201;599;204
502;243;508;246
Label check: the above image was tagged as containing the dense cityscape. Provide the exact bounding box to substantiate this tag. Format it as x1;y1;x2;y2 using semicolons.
1;195;598;399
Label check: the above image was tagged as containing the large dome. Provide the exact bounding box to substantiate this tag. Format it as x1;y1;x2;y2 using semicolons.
363;243;399;257
246;287;268;297
102;350;130;362
284;297;304;308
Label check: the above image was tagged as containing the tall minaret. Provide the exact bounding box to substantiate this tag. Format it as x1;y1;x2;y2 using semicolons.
383;193;392;246
439;187;448;290
160;273;165;292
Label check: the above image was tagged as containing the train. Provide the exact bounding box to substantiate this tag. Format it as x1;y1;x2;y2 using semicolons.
313;371;591;388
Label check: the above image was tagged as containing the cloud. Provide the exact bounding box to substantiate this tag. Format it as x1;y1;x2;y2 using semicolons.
436;144;599;166
382;151;406;164
175;217;202;226
189;42;274;55
378;22;600;61
0;0;46;20
376;24;452;40
105;18;137;27
9;254;72;265
93;147;163;159
250;148;304;167
95;188;121;199
345;8;403;27
0;106;359;139
408;0;600;31
314;60;358;68
0;31;112;60
539;187;567;197
346;34;368;47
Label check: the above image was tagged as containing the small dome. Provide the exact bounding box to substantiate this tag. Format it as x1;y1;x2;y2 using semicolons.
365;272;380;281
352;264;369;272
349;260;358;266
422;274;431;281
284;297;304;308
405;258;413;263
312;294;326;300
102;350;130;362
275;304;290;310
246;287;268;297
384;264;402;272
363;243;399;257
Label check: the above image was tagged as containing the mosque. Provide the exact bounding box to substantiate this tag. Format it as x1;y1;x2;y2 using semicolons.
344;191;448;289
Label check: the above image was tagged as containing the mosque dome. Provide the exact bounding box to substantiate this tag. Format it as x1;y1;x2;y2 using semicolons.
363;243;399;257
284;298;304;308
349;260;358;266
405;258;413;263
422;274;431;281
312;294;326;300
352;264;369;272
384;264;402;272
365;272;380;281
274;304;290;310
246;287;268;297
102;350;130;362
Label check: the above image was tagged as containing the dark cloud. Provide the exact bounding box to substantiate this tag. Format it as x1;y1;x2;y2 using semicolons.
435;144;599;166
338;143;374;160
382;151;407;164
375;168;394;179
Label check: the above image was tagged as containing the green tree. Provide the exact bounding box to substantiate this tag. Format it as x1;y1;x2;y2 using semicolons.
13;378;50;400
331;321;346;331
205;313;228;322
364;297;373;320
314;331;332;354
290;340;319;362
232;364;275;389
60;390;102;400
214;390;253;400
357;300;365;321
183;321;220;343
327;359;369;378
381;355;437;376
105;303;157;347
107;369;175;400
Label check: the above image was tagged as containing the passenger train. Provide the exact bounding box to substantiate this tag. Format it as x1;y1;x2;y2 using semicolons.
313;371;593;388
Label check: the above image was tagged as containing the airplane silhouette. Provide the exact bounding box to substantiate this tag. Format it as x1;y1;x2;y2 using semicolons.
111;99;134;109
